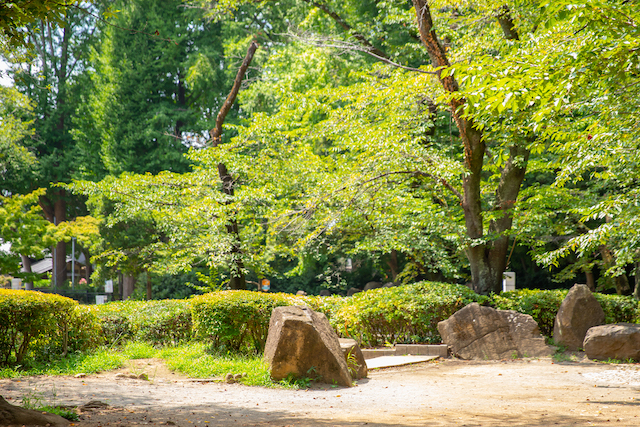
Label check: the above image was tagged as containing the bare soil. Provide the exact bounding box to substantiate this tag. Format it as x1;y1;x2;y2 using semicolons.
1;354;640;427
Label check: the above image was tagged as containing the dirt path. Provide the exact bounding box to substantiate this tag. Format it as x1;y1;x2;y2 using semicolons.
1;356;640;426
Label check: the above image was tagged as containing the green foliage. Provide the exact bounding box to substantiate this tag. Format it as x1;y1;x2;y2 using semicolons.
593;294;640;325
0;290;100;366
325;282;485;347
493;289;640;338
90;299;193;347
0;0;78;50
0;86;36;193
0;188;54;280
492;289;567;338
191;290;305;353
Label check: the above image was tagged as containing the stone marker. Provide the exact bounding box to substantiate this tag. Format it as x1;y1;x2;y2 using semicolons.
437;303;554;360
0;395;69;426
264;306;352;387
553;284;605;351
583;323;640;361
338;338;368;379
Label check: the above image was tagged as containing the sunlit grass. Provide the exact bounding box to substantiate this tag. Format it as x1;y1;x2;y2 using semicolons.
0;341;288;387
158;342;275;387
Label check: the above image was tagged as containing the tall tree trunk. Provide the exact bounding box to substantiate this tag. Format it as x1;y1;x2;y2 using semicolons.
209;40;258;291
412;0;529;294
122;274;136;300
20;255;33;290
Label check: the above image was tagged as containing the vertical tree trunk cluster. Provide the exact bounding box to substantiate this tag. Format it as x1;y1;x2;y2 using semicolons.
412;1;529;294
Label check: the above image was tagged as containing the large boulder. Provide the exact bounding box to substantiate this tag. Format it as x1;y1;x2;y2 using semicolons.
437;303;554;360
583;323;640;361
0;395;69;426
338;338;368;379
553;284;605;351
264;306;352;387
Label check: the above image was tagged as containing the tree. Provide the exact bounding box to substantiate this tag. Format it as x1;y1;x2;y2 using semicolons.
0;189;54;288
5;3;100;287
74;0;228;177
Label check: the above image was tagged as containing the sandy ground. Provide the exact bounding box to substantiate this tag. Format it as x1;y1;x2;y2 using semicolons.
1;355;640;427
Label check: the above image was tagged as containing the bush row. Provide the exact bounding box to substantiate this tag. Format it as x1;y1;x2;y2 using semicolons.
492;289;640;337
2;285;639;365
0;290;100;365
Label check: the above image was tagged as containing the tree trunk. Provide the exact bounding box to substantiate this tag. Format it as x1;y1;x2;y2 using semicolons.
122;274;136;300
20;255;33;290
599;245;631;295
585;269;596;292
412;0;528;294
386;250;399;281
209;40;258;291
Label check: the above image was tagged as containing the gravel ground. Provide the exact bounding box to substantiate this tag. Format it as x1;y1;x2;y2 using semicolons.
1;355;640;427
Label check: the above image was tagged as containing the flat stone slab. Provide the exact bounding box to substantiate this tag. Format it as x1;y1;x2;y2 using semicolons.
365;355;437;369
361;344;449;359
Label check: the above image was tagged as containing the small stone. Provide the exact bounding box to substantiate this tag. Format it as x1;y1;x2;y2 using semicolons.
115;373;127;379
74;373;87;378
224;373;235;384
233;374;243;381
138;373;149;381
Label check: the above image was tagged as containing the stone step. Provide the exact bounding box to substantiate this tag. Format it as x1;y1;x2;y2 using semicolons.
361;344;449;360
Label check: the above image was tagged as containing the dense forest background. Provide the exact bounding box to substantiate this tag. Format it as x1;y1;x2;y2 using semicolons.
0;0;638;300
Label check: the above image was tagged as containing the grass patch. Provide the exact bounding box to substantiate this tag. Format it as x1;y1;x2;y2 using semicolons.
0;342;157;378
1;341;292;388
158;342;275;387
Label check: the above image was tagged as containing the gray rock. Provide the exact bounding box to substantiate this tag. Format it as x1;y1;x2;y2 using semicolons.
383;282;399;288
437;303;553;360
338;338;368;379
553;284;605;351
264;306;352;387
318;290;331;296
296;290;307;296
363;281;383;291
346;287;362;296
583;323;640;361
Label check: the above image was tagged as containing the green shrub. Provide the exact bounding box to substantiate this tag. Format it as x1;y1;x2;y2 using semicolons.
191;290;305;354
491;289;567;337
91;299;192;347
0;290;100;366
593;293;640;324
492;289;640;338
325;282;486;347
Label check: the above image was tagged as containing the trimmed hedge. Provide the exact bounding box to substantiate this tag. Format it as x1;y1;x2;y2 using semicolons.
90;299;192;347
191;290;305;354
492;289;640;338
0;290;100;366
314;282;486;347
